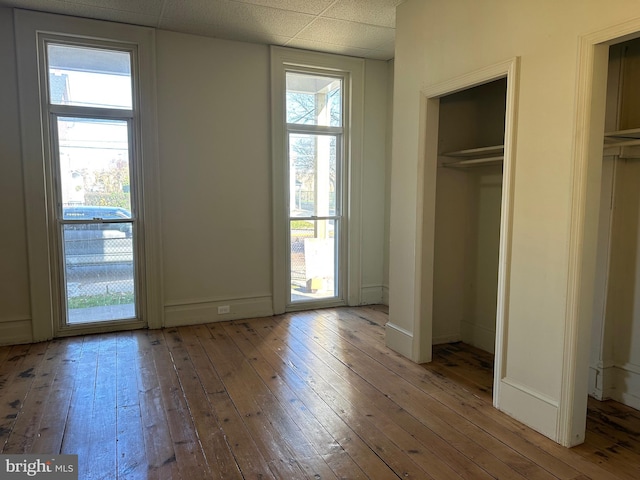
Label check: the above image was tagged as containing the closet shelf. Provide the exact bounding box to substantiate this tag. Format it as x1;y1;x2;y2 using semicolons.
442;156;503;168
604;128;640;147
441;145;504;168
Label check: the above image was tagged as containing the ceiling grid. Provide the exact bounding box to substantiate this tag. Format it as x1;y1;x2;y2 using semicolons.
0;0;402;59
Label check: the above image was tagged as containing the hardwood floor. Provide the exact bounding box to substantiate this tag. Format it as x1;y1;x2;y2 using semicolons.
0;306;638;479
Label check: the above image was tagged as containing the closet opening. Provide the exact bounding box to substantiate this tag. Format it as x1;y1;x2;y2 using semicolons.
431;78;507;400
589;36;640;419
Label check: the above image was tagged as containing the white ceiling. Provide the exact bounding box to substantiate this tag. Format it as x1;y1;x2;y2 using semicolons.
0;0;402;60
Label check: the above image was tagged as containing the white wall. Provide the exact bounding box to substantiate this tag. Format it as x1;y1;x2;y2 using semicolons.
0;8;32;344
362;59;390;304
433;166;502;353
156;31;274;325
383;59;394;304
156;31;390;324
388;0;640;444
0;10;391;341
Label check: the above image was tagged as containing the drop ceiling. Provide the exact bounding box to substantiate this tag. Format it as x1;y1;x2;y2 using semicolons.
0;0;402;60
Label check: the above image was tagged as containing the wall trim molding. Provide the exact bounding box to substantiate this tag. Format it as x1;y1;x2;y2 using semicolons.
0;317;33;346
617;362;640;375
360;285;384;305
164;295;273;327
612;363;640;410
502;377;560;408
500;378;559;441
385;322;414;358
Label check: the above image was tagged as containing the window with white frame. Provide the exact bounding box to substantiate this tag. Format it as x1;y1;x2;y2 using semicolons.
270;47;364;313
15;10;161;339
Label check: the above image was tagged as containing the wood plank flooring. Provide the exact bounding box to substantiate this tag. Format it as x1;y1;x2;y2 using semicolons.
0;305;638;479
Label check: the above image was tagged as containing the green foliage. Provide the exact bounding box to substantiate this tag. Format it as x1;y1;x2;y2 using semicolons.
84;157;131;209
84;191;131;209
290;220;314;230
68;292;135;309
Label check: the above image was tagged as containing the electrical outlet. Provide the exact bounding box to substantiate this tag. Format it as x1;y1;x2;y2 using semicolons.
217;305;230;314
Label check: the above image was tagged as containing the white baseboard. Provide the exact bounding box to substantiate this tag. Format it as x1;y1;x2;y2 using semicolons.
588;361;640;409
609;364;640;410
588;362;616;400
461;321;495;354
164;295;273;327
385;322;413;359
360;285;384;305
432;333;461;345
498;377;559;442
381;285;389;306
0;317;33;346
588;365;604;400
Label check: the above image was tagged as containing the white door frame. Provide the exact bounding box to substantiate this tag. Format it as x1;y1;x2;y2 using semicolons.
414;58;520;408
561;19;640;447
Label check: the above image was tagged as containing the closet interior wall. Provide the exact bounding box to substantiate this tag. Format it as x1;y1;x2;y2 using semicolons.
432;79;507;354
590;39;640;410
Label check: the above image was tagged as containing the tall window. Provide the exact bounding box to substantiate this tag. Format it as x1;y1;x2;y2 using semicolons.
45;41;142;329
286;72;344;304
16;10;161;340
271;47;365;313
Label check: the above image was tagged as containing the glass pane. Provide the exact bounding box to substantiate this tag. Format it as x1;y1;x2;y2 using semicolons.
62;224;135;323
289;133;337;217
48;43;132;109
290;219;336;302
57;117;132;214
286;72;341;127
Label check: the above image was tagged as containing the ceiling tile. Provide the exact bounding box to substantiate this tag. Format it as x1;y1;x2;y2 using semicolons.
285;37;372;59
62;3;159;26
229;0;336;16
322;0;399;28
367;48;394;61
162;0;315;38
64;0;164;17
0;0;159;27
0;0;398;59
160;16;293;45
0;0;70;13
297;17;394;51
371;38;395;55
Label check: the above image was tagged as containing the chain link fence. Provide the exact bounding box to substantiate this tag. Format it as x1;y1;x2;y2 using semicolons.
63;228;135;322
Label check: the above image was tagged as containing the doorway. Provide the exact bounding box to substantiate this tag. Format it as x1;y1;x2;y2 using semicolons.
589;37;640;414
417;58;519;408
433;78;506;357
